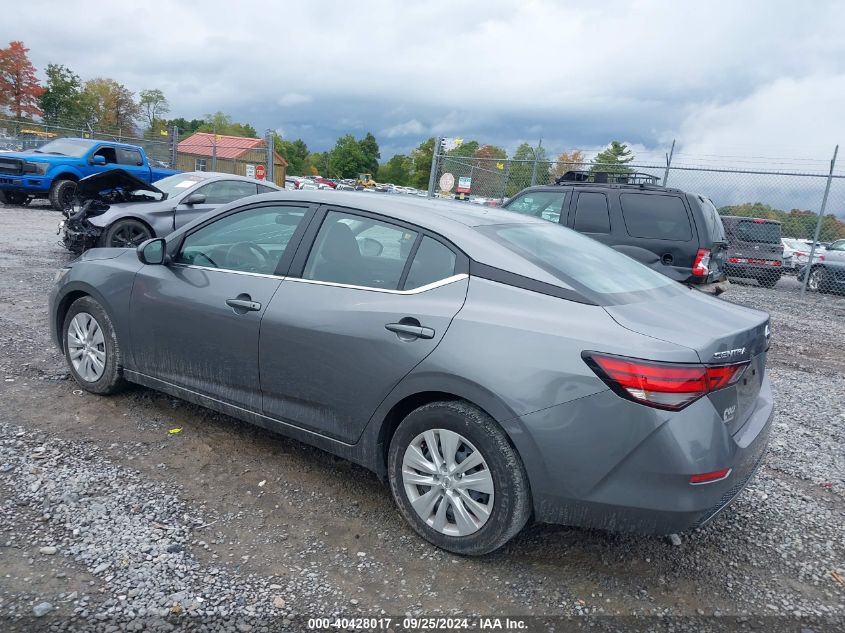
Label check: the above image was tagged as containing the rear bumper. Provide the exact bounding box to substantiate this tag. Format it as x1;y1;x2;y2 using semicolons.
725;264;782;279
517;377;774;534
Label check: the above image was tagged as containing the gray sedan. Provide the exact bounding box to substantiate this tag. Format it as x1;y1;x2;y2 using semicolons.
49;191;773;554
59;170;281;251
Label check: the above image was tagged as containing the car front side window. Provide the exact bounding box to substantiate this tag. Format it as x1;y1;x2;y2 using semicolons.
505;191;566;223
175;205;307;275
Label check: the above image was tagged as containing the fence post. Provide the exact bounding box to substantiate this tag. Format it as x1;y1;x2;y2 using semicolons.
427;136;443;198
530;138;542;186
265;129;274;184
500;160;511;201
801;145;839;297
663;139;676;186
170;125;178;169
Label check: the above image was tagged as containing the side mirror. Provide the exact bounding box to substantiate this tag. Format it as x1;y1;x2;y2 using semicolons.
137;238;166;265
92;155;106;166
182;193;206;206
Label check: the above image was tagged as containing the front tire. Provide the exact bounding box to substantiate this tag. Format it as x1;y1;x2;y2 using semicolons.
388;401;531;555
101;219;152;248
807;267;827;293
62;296;126;394
49;179;77;211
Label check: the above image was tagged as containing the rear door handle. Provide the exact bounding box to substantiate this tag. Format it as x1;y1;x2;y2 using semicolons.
385;323;435;339
226;298;261;312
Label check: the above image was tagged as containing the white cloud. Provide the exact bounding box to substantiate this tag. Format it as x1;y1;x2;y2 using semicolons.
278;93;313;107
381;119;425;138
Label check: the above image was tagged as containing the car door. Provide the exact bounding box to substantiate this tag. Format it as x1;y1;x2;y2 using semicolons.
173;179;259;230
129;202;313;410
259;207;469;443
87;145;119;175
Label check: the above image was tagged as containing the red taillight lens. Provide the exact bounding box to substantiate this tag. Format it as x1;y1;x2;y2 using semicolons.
690;468;732;485
692;248;711;276
584;353;749;411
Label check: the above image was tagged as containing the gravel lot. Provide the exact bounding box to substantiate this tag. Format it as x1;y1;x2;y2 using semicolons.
0;203;843;631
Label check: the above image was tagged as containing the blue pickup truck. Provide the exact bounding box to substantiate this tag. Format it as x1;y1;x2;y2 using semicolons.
0;137;179;210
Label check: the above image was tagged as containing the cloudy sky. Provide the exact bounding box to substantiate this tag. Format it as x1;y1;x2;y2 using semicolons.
5;0;845;210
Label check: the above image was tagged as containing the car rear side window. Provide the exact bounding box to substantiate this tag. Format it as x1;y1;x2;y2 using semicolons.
620;194;692;241
505;191;566;223
403;237;456;290
573;192;610;233
117;148;143;166
736;220;782;244
303;211;417;290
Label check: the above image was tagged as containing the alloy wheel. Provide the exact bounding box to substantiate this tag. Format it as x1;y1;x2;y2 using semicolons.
67;312;106;382
402;429;495;537
110;224;149;247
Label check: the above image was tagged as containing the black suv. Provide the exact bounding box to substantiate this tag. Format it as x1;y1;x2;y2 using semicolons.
502;171;729;292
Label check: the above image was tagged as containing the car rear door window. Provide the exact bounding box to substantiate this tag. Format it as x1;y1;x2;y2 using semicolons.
193;180;258;205
573;192;610;233
303;211;417;289
505;191;566;223
620;193;692;241
403;237;457;290
175;206;307;275
116;148;143;166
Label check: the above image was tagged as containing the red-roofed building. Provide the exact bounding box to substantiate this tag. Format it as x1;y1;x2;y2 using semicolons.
176;132;287;185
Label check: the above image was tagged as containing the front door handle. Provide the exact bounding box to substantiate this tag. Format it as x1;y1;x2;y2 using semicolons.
385;322;435;339
226;298;261;312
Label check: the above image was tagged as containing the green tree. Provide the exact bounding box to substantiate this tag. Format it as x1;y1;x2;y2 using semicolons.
358;132;381;176
138;89;170;136
328;134;368;179
38;64;84;126
719;203;845;241
591;140;634;174
81;78;140;134
410;137;435;190
164;117;204;137
272;134;309;175
198;111;257;138
505;142;550;196
379;154;413;185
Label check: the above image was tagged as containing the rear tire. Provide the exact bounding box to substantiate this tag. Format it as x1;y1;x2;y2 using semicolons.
49;179;77;211
100;219;152;248
388;400;531;555
62;296;126;395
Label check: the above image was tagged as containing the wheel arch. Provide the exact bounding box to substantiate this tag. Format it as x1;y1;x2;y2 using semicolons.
53;283;116;353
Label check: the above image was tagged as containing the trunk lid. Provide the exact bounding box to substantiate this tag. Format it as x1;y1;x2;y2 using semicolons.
603;290;770;434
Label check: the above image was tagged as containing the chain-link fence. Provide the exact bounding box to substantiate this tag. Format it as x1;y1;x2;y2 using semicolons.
429;143;845;297
0;118;283;185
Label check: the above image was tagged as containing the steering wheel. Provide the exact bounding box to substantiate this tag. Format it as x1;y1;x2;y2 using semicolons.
226;241;271;272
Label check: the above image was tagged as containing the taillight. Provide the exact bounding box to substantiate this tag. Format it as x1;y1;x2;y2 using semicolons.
692;248;711;276
583;353;749;411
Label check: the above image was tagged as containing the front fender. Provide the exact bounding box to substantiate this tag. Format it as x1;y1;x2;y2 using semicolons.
50;253;143;365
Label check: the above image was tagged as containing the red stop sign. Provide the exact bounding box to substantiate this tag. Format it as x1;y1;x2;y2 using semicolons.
255;165;266;180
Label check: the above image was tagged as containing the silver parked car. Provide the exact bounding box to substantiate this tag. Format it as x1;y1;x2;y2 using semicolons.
49;191;773;554
59;170;281;251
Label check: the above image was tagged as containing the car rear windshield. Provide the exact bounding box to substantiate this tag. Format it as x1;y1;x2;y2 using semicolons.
477;222;678;303
736;220;782;244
